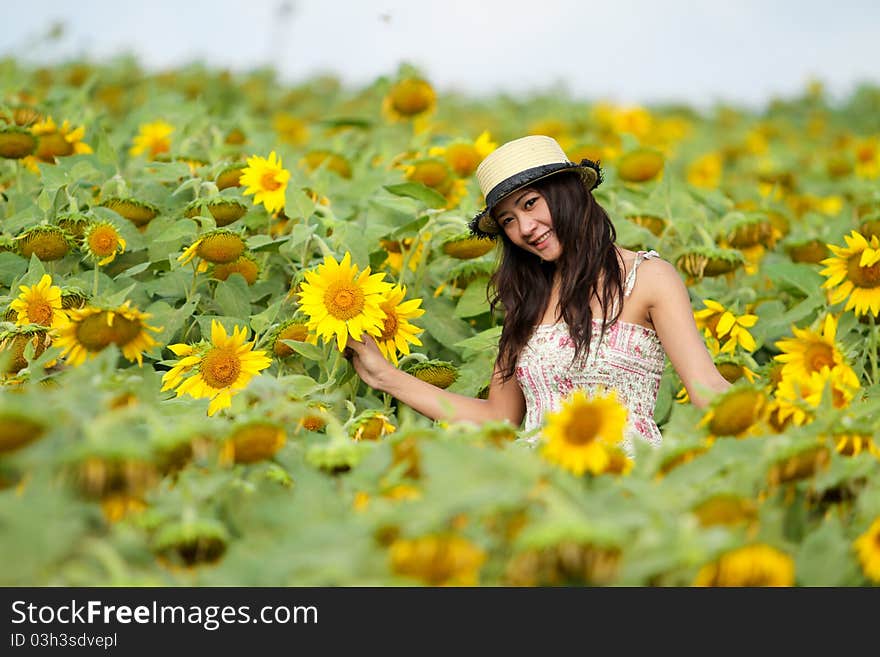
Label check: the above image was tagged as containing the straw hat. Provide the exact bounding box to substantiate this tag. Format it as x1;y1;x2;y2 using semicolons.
467;135;602;239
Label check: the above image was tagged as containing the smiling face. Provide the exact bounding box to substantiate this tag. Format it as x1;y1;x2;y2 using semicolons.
492;187;562;261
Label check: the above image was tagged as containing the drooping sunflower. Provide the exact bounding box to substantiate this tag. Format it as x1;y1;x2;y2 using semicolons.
540;389;628;476
699;385;768;438
389;534;485;586
349;410;396;442
404;359;459;389
56;302;160;366
9;274;68;330
404;158;466;209
854;517;880;583
694;544;795;586
820;230;880;317
0;125;37;159
83;221;126;265
774;314;853;381
297;252;393;351
30;116;92;162
161;320;271;416
129;120;173;159
269;318;318;358
374;285;424;366
16;225;72;261
240;151;291;214
211;254;260;285
99;197;159;228
178;230;247;271
440;232;496;260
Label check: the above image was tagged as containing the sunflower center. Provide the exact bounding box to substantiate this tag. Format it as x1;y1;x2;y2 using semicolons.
75;313;143;351
324;282;365;320
260;171;282;191
89;228;117;255
847;254;880;289
380;309;399;340
27;299;54;326
564;407;601;445
200;347;241;389
805;343;835;373
856;146;875;163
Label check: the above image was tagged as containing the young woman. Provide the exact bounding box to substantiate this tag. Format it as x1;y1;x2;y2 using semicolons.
345;135;730;451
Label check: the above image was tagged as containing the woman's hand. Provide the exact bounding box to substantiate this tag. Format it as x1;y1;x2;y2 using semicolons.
344;334;396;391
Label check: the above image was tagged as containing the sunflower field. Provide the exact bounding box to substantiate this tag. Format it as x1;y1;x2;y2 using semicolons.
1;57;879;587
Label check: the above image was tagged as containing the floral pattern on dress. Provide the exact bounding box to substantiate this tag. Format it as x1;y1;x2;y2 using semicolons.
515;251;665;455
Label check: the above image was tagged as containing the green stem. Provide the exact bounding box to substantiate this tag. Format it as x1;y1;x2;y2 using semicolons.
869;313;878;386
92;263;100;297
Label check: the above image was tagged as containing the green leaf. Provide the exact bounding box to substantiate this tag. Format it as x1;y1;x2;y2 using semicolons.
383;183;447;209
454;277;491;318
286;189;316;220
0;252;28;287
453;325;502;358
795;516;862;586
761;261;825;297
214;275;252;321
422;296;474;351
285;340;324;361
146;298;199;346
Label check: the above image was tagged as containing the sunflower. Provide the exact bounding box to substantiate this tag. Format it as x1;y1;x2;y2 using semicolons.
350;410;396;441
693;299;757;354
297;252;393;351
129;120;173;159
820;230;880;317
767;445;830;486
374;285;424;366
853;137;879;179
699;385;768;438
56;302;160;366
687;152;723;189
774;314;852;381
0;325;52;374
692;494;757;528
270;318;318;358
301;150;352;179
404;359;459;389
83;221;126;265
184;198;249;227
178;230;247;271
617;148;664;183
239;151;291;214
0;125;37;159
211;254;260;285
30;116;92;161
383;78;436;122
221;421;286;464
854;517;880;583
774;366;860;426
441;232;496;260
216;163;245;190
404;158;466;209
389;534;485;586
676;247;744;280
16;225;72;261
540;389;628;476
161;320;271;416
694;544;795;586
99;197;159;228
9;274;68;330
428;131;496;178
272;113;309;146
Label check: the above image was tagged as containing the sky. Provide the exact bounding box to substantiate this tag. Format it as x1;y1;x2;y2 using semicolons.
3;0;880;109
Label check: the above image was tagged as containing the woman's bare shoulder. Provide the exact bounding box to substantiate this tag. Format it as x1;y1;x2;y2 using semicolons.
636;256;688;298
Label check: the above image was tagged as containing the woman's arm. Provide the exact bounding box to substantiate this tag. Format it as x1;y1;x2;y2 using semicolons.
640;259;731;408
345;335;526;425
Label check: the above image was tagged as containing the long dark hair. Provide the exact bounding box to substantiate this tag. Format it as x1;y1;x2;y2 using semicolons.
489;171;624;381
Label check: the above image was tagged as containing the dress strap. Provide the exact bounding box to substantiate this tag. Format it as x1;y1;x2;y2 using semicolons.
623;250;660;297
